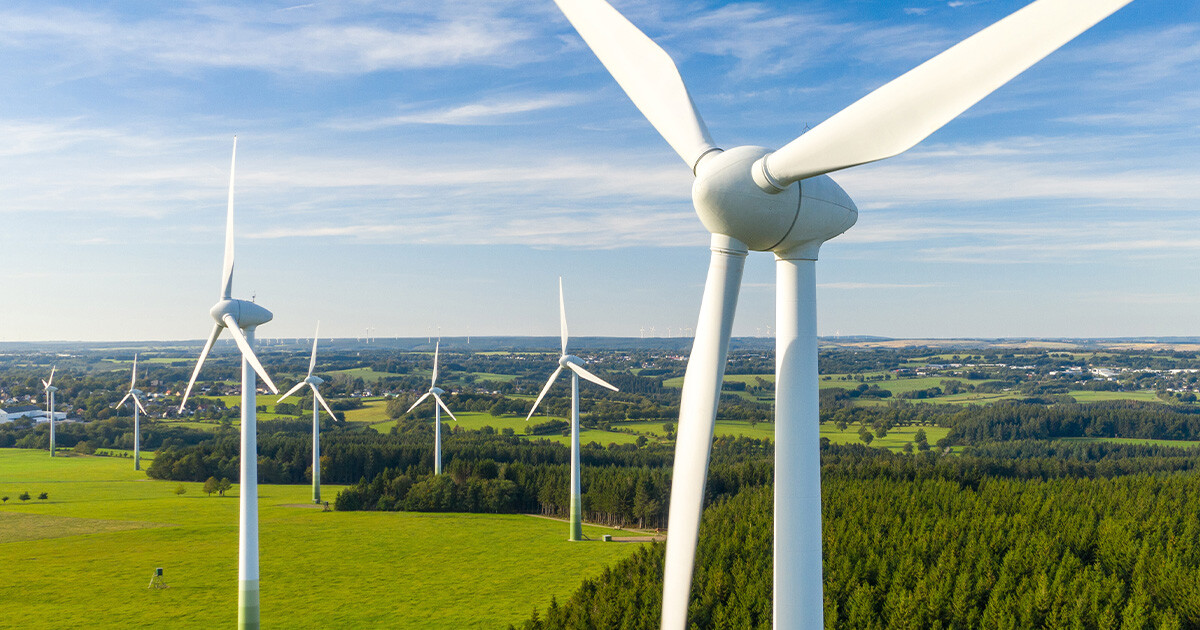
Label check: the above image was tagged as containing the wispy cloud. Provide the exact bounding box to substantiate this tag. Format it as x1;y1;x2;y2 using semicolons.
328;94;586;130
0;4;537;74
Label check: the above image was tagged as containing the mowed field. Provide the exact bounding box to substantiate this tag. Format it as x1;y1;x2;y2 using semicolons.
0;450;643;629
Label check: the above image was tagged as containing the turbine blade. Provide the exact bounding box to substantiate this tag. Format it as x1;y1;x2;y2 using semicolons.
41;380;48;390
277;380;307;403
133;396;148;416
179;324;223;411
661;239;746;630
220;137;237;299
118;392;132;409
131;353;138;389
433;393;459;423
566;361;618;392
559;277;568;355
312;386;340;421
405;392;432;415
221;314;279;394
308;322;320;377
432;340;440;386
525;366;564;421
552;0;716;170
48;365;55;387
765;0;1134;185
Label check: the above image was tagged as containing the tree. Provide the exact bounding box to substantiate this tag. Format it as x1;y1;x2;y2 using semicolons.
218;478;232;496
914;428;930;451
18;491;31;502
203;476;219;497
859;432;874;445
37;492;48;500
1;496;8;503
174;484;187;496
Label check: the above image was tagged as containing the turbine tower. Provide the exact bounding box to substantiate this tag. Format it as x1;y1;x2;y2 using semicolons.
41;366;57;457
116;354;148;470
277;323;340;504
526;278;618;541
177;137;279;630
548;0;1136;626
404;340;458;475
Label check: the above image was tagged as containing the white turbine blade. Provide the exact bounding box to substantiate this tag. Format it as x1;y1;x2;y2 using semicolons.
220;137;237;299
41;379;48;390
661;241;745;630
432;340;440;386
133;396;148;416
277;380;307;403
558;277;568;355
311;385;339;421
308;322;320;377
131;353;138;389
765;0;1134;186
525;366;564;421
48;365;55;387
566;361;618;392
552;0;716;170
432;393;459;423
405;392;432;415
221;314;279;394
117;392;133;408
180;323;223;411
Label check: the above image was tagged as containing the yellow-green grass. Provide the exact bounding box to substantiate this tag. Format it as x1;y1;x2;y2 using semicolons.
1057;437;1200;449
327;367;404;380
663;373;774;388
1067;390;1165;404
0;449;643;629
464;372;519;383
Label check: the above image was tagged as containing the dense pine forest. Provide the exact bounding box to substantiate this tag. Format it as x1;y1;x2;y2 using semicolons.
516;445;1200;630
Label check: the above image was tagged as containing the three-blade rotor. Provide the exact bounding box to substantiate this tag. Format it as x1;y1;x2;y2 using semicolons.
405;340;459;422
178;138;278;412
526;278;618;421
277;324;339;421
41;365;56;391
549;0;1136;627
117;354;147;415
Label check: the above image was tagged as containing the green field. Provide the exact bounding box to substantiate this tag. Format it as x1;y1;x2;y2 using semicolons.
1067;390;1165;403
327;367;405;380
0;449;644;629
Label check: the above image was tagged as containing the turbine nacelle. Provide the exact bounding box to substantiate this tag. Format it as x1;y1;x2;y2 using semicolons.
559;355;584;368
45;386;58;393
304;375;324;386
209;298;274;330
130;388;144;396
429;386;445;396
692;146;858;257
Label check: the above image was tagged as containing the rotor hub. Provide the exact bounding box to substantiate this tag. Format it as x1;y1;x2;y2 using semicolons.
430;386;445;395
210;298;273;330
305;376;324;386
692;145;858;258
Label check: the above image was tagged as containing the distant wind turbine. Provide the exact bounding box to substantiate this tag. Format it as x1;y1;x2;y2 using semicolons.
115;355;148;470
549;0;1136;625
41;366;57;457
177;137;279;630
277;324;340;504
526;278;618;541
404;340;458;475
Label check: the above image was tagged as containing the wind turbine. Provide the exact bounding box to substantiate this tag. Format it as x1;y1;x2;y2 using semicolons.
404;340;458;475
41;366;57;457
277;324;340;504
548;0;1135;627
116;354;148;470
525;278;618;541
177;137;279;630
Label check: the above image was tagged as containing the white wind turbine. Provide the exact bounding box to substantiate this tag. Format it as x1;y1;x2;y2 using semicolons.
548;0;1135;627
525;278;618;541
277;324;340;504
116;354;148;471
404;340;458;475
177;137;279;630
41;366;57;457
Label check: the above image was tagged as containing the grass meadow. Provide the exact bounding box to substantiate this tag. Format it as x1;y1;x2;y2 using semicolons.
0;449;644;629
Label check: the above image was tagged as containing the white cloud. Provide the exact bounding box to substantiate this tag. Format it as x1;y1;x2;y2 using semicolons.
329;94;586;129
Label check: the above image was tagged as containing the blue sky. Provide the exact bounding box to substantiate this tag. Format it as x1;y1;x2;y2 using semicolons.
0;0;1196;342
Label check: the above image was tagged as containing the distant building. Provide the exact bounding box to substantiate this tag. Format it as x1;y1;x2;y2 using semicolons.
0;405;66;423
